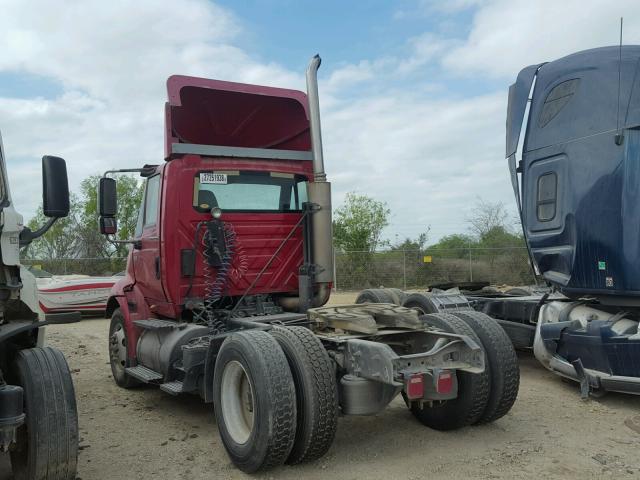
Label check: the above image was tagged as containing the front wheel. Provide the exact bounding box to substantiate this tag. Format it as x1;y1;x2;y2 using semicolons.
109;308;139;388
10;347;78;480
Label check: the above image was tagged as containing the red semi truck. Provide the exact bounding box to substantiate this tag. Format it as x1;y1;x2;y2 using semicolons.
98;56;518;473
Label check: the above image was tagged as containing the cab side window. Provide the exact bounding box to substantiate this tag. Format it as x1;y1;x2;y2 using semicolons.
537;172;557;222
143;175;160;228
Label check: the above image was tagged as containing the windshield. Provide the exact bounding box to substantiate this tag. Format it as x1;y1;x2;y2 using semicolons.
193;171;308;213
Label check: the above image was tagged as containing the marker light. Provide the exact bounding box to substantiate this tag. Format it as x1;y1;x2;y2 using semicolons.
406;374;424;400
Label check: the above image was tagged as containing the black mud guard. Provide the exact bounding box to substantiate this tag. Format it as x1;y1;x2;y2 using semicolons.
203;334;227;403
0;313;81;344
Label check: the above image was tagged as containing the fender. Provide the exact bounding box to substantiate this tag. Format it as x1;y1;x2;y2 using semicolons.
0;312;81;344
106;273;153;359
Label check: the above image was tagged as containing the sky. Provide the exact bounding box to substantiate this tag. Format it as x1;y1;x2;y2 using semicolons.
1;0;639;245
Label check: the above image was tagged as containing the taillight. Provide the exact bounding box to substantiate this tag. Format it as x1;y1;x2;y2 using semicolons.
406;374;424;400
436;370;453;395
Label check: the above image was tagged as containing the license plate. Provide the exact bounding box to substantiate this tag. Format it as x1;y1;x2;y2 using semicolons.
200;172;227;184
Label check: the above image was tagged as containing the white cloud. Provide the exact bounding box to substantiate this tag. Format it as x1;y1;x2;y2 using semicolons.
322;90;509;242
394;0;484;20
397;33;459;75
2;0;637;245
442;0;640;79
0;0;302;223
326;60;379;90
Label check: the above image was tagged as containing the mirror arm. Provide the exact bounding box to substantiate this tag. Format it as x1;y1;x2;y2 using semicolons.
106;236;141;249
19;217;58;247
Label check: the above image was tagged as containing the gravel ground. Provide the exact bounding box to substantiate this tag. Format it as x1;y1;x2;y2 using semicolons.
2;292;639;479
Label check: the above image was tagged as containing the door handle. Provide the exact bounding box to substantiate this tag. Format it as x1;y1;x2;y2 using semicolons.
154;256;160;279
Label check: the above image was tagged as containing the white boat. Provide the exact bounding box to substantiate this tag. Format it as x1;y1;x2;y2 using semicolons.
30;268;121;314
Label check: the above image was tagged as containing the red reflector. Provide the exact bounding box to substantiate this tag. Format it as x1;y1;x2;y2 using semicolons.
437;370;453;394
406;374;424;400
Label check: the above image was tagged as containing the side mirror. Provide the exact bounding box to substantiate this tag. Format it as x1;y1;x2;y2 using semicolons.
98;177;118;235
42;156;70;218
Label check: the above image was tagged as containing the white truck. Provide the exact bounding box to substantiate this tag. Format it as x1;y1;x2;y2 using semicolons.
0;130;79;480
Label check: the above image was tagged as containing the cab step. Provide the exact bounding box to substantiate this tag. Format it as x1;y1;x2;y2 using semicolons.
126;365;163;383
160;381;184;396
133;319;187;331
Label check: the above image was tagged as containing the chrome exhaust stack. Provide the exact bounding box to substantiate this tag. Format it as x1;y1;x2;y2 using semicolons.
306;54;327;182
305;54;333;289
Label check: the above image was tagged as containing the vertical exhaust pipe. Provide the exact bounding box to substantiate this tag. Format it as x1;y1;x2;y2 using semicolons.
305;55;334;288
306;54;327;183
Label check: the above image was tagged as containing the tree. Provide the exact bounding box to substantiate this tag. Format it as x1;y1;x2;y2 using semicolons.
426;233;476;259
24;193;81;259
467;198;511;240
333;193;390;252
77;175;143;257
25;174;143;260
391;230;430;252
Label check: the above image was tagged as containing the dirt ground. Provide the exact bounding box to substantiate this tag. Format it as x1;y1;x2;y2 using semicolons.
2;292;640;479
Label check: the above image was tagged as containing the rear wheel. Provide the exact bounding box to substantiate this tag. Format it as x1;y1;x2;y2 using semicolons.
355;288;396;304
10;347;78;480
402;293;438;315
270;326;338;464
450;311;519;423
505;287;532;296
108;308;139;388
408;313;489;430
213;330;297;473
386;288;407;306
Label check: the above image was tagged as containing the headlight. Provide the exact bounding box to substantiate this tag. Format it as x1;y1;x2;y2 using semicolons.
211;207;222;219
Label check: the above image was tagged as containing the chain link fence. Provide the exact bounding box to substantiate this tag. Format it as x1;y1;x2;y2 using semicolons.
334;247;535;291
21;257;128;276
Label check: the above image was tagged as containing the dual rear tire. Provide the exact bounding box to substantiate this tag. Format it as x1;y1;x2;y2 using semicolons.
407;311;519;429
355;288;407;306
213;327;338;473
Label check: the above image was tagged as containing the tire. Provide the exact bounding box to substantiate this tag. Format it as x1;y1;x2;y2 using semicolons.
408;313;490;430
10;347;79;480
213;330;297;473
355;288;396;304
505;287;532;296
108;308;140;388
402;293;438;315
270;326;338;464
386;288;407;306
480;286;501;295
450;311;519;424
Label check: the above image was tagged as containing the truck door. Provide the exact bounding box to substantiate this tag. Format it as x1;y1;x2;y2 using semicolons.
132;174;166;303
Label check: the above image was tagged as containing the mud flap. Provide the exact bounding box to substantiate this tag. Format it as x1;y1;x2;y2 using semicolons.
570;358;591;399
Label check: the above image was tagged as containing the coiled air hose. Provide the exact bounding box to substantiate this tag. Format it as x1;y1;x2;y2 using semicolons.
202;222;237;334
